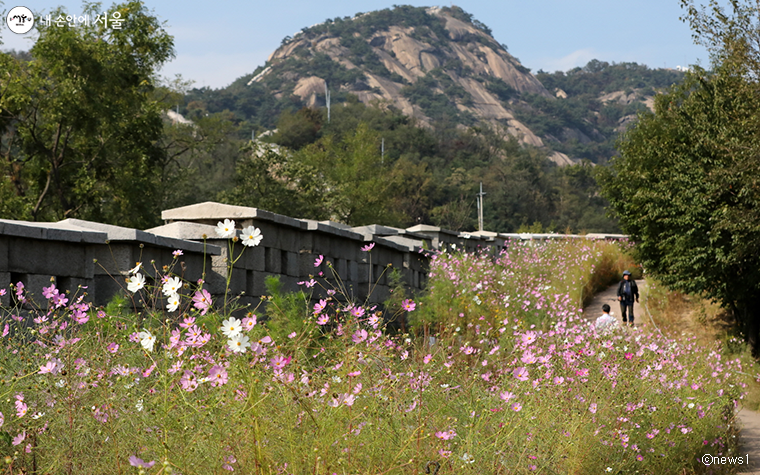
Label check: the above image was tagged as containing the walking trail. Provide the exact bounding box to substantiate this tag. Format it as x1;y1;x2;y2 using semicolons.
583;279;760;473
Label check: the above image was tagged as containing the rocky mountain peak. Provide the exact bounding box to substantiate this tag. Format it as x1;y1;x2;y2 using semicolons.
248;6;552;147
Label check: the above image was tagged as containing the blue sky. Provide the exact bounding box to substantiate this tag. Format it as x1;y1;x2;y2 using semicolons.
2;1;712;89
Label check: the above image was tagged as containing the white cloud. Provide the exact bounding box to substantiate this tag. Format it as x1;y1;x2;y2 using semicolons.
532;48;599;73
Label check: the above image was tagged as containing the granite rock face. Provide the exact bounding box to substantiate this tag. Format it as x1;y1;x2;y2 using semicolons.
250;6;551;147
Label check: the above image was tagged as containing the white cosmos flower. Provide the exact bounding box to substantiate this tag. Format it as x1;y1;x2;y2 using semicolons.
221;317;242;338
228;334;251;353
215;219;236;238
127;273;146;293
129;262;142;275
241;225;263;247
162;276;182;297
138;330;155;352
166;293;180;312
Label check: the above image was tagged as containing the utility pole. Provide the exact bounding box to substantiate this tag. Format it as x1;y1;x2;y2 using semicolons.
325;82;331;123
476;182;486;231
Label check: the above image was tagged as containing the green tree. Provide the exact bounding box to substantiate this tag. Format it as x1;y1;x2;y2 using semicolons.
600;0;760;352
218;142;332;220
0;1;174;228
295;122;401;225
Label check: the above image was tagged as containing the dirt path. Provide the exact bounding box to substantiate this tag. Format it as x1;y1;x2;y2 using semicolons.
583;279;760;471
738;409;760;473
582;279;648;326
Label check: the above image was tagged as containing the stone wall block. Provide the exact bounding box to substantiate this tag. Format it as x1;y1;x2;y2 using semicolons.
0;239;8;270
285;251;298;277
265;247;281;274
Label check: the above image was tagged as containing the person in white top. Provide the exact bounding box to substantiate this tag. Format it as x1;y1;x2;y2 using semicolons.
595;304;618;332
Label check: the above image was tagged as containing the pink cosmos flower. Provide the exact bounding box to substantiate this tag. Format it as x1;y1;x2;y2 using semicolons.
314;255;323;267
435;430;457;440
180;371;198;392
313;299;327;314
179;316;196;328
208;365;229;387
316;315;329;325
173;250;183;257
14;282;26;303
242;316;257;331
553;376;565;385
511;402;522;412
423;354;433;364
52;292;68;308
521;331;537;345
401;299;416;312
329;393;356;407
72;310;89;324
500;391;516;401
521;349;537;364
513;367;529;381
350;306;365;318
1;324;7;337
361;242;375;252
42;284;58;299
625;353;634;360
352;329;368;344
143;363;156;377
270;355;291;370
0;288;5;296
39;358;62;375
15;399;27;418
192;289;212;315
589;403;597;414
129;456;156;468
185;325;202;343
12;431;25;446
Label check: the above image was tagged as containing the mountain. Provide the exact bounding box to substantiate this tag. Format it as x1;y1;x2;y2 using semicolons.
186;6;684;165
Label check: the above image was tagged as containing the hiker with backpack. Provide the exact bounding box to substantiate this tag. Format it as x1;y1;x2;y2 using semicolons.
617;270;639;327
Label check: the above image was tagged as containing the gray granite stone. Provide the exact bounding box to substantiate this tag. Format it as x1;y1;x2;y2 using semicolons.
265;248;281;274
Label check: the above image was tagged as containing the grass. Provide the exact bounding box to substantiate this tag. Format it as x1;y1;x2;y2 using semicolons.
644;278;760;413
0;235;747;474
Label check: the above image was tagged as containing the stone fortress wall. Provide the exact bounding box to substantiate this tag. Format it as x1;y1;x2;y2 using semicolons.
0;201;625;308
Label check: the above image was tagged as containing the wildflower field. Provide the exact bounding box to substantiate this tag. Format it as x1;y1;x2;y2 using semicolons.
0;226;748;474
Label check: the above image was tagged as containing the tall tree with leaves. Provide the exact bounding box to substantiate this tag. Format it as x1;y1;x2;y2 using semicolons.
0;1;174;228
600;0;760;353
